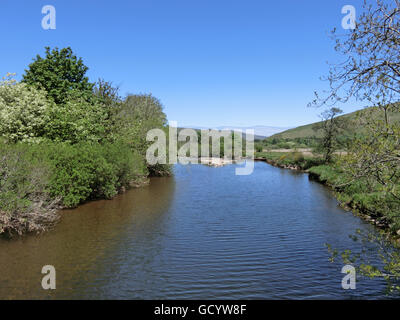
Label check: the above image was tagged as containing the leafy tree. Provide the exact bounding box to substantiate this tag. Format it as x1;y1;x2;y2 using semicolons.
44;89;108;144
93;79;123;140
313;107;346;162
22;47;94;104
311;0;400;293
337;106;400;215
115;93;167;154
114;94;171;175
94;78;121;108
310;0;400;109
327;229;400;294
121;94;167;125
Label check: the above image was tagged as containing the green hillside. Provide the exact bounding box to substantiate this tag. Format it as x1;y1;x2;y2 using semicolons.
269;107;400;140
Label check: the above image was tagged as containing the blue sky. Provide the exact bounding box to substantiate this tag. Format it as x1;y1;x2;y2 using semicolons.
0;0;364;127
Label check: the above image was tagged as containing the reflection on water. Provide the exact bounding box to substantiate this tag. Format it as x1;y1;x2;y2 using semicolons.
0;162;391;299
0;176;176;299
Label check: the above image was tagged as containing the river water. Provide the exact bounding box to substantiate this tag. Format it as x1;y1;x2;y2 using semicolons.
0;162;391;299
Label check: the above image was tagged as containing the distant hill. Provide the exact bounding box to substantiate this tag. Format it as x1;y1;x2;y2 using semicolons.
268;107;400;140
217;126;292;139
184;125;291;140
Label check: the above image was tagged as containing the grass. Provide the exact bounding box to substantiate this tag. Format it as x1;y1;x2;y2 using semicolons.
255;151;324;170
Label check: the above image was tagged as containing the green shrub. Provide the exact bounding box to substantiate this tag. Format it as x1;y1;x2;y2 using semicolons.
101;142;148;187
45;141;147;207
0;48;172;235
276;142;292;149
44;91;107;144
291;151;305;165
0;143;58;235
0;74;54;142
255;143;263;153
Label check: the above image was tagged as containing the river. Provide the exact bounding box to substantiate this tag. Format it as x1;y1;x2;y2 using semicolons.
0;161;390;299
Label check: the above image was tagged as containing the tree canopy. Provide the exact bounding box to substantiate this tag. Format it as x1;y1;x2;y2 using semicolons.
22;47;94;104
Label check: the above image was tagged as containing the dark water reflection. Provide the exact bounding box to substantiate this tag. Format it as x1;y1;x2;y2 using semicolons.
0;162;393;299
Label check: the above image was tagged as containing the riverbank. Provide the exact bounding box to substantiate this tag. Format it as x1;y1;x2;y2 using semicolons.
0;48;172;237
2;162;390;299
255;151;400;242
0;141;158;237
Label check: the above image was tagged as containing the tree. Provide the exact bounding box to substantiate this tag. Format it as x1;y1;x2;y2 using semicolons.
115;94;167;152
311;0;400;203
310;0;400;110
327;229;400;294
44;89;108;144
338;106;400;214
313;107;346;162
93;78;121;108
311;0;400;294
114;94;171;175
93;79;123;140
22;47;94;104
121;94;167;126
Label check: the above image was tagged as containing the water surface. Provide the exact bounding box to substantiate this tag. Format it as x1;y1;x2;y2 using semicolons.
0;162;390;299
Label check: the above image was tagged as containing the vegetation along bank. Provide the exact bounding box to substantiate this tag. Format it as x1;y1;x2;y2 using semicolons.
255;105;400;241
0;47;171;236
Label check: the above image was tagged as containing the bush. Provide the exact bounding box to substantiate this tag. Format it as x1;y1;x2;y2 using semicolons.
44;91;107;143
276;142;292;149
255;143;263;153
45;141;147;207
0;74;53;142
0;140;149;235
0;48;172;235
0;143;59;235
291;151;305;165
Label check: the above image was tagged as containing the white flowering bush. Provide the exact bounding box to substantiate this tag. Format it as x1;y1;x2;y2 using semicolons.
0;73;53;142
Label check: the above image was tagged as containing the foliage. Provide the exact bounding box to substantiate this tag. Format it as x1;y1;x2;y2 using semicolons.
256;151;324;170
338;106;400;203
0;140;148;235
310;0;400;109
44;90;108;144
45;141;148;207
22;47;94;104
307;0;400;294
113;94;171;175
115;94;167;150
313;107;347;163
0;143;59;236
0;74;54;142
327;229;400;294
0;47;171;235
93;79;123;139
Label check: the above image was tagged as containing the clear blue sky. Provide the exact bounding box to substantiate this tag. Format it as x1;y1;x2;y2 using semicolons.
0;0;364;127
